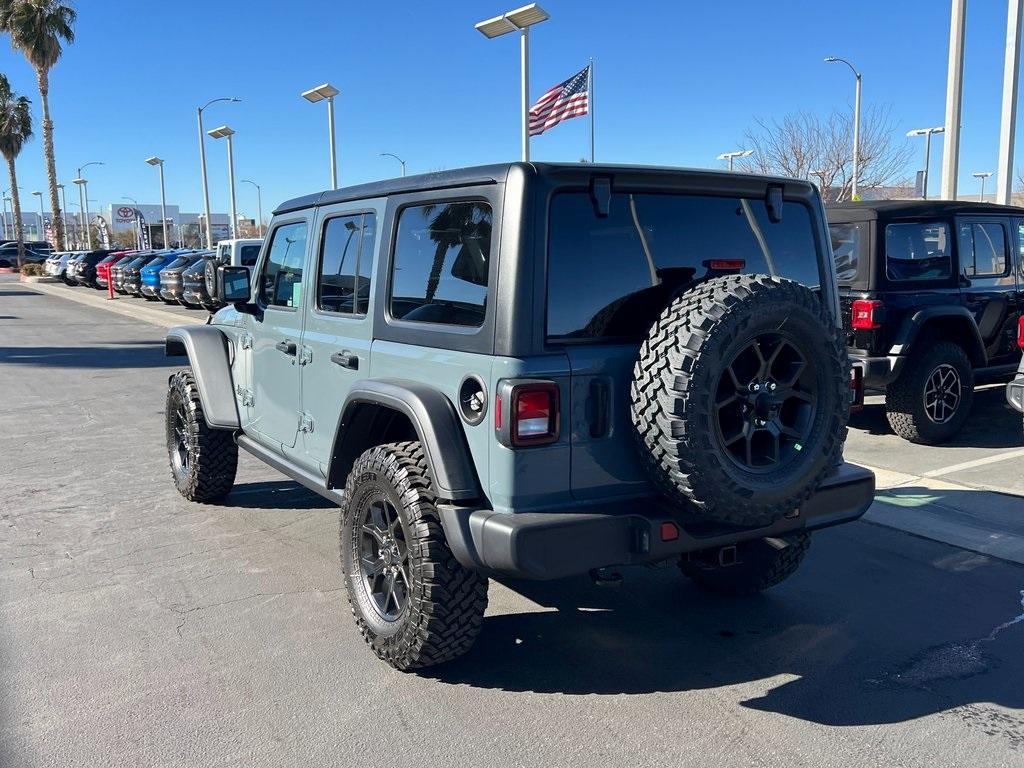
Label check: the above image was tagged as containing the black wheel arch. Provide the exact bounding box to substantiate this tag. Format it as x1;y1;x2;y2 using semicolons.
892;307;986;367
327;379;481;502
164;325;240;430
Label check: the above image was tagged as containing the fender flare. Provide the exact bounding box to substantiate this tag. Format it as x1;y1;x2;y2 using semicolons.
165;325;240;429
890;306;986;366
328;379;481;502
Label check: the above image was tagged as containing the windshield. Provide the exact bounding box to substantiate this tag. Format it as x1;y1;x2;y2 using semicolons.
546;191;822;341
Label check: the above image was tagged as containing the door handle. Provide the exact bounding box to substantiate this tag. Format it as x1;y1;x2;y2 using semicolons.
275;340;297;356
331;351;359;370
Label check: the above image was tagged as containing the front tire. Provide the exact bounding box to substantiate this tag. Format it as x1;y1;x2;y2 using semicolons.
885;342;973;444
680;534;810;596
340;441;488;670
165;370;238;502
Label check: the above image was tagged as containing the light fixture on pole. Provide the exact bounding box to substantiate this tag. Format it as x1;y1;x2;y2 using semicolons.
906;126;945;200
75;162;103;248
716;149;753;171
380;152;407;177
31;190;43;241
972;171;993;201
145;157;170;249
475;3;550;162
301;83;340;189
207;125;238;239
240;179;263;236
825;56;862;200
197;97;241;250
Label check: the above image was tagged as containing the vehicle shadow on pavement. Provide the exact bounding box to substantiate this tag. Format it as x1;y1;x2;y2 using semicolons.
0;345;175;369
224;481;335;510
849;387;1022;449
421;524;1024;729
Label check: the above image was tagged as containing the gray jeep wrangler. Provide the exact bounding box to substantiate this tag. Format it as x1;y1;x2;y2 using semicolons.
164;163;875;670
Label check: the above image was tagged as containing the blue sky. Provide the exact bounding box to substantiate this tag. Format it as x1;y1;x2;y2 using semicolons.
0;0;1018;218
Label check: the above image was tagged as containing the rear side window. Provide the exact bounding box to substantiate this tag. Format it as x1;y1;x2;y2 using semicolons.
240;245;260;267
317;212;376;315
390;201;491;327
885;222;951;281
258;221;308;308
958;222;1008;278
828;221;867;284
547;192;822;341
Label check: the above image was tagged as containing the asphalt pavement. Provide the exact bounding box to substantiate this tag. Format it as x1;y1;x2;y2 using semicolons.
2;275;1023;768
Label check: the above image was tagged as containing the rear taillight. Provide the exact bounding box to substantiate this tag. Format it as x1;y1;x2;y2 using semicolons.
851;299;884;331
495;381;560;447
1017;316;1024;349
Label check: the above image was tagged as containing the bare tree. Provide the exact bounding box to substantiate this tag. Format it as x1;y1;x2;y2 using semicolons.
736;104;912;202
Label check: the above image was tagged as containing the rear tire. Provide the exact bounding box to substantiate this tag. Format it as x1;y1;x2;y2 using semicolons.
340;441;488;670
165;370;237;502
885;342;973;445
680;534;810;596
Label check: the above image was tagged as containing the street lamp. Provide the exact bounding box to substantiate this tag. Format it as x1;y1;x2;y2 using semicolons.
475;3;550;162
207;125;238;239
31;191;43;242
57;183;72;247
380;152;407;177
1;194;9;240
75;162;103;248
716;149;753;171
145;157;170;249
825;56;862;200
301;83;340;189
973;171;993;201
197;97;240;249
240;179;263;237
906;126;945;200
122;196;143;249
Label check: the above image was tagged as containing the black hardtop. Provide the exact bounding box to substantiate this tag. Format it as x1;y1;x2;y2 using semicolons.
828;199;1024;223
273;162;817;216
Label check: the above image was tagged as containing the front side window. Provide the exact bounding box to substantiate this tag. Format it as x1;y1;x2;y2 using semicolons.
258;221;308;308
547;192;821;341
317;212;377;315
958;222;1007;278
390;201;491;327
885;222;951;281
240;245;261;267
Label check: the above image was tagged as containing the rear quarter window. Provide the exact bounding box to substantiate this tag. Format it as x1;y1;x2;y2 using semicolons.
885;221;951;281
828;221;868;285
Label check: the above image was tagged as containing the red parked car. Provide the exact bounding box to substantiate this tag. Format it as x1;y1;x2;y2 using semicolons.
96;251;135;289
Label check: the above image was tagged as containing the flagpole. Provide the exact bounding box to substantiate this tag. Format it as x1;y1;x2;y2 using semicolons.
589;58;595;163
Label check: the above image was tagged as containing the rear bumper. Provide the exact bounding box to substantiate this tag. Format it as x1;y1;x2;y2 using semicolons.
850;353;904;389
1008;375;1024;413
439;462;876;580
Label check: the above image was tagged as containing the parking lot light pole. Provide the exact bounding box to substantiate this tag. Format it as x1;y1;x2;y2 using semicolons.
72;178;92;249
716;149;753;171
122;196;142;249
475;4;551;162
906;127;945;200
240;179;263;236
31;191;43;242
301;83;340;189
973;171;993;201
825;56;862;200
145;157;169;249
57;184;69;247
380;152;407;177
1;195;9;240
198;97;240;249
207;126;238;239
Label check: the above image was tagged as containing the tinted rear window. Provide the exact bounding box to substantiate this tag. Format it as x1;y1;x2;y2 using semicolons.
885;222;951;281
547;192;822;341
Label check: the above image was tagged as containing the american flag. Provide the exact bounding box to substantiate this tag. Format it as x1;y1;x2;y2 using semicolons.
529;64;590;137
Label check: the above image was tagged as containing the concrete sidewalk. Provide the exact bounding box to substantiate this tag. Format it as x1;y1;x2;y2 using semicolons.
23;278;207;328
863;463;1024;565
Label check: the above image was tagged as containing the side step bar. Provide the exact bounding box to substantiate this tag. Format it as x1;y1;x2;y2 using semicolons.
236;434;346;507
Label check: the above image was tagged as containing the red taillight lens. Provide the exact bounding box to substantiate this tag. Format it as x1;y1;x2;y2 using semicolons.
851;299;883;331
511;384;559;446
1017;316;1024;349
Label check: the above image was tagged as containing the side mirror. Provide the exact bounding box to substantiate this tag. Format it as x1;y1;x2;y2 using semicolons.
219;265;252;305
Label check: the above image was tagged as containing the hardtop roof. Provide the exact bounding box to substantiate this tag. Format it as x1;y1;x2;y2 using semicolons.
828;199;1024;221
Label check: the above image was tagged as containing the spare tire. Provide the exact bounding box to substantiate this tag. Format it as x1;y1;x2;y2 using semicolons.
204;259;219;300
631;274;848;527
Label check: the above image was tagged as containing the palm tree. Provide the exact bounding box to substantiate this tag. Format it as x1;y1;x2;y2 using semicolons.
0;0;75;251
0;73;32;267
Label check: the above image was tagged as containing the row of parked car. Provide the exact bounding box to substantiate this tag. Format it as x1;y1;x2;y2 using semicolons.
43;239;261;311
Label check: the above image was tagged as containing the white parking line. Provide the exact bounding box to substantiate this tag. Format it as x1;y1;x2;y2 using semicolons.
920;448;1024;479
